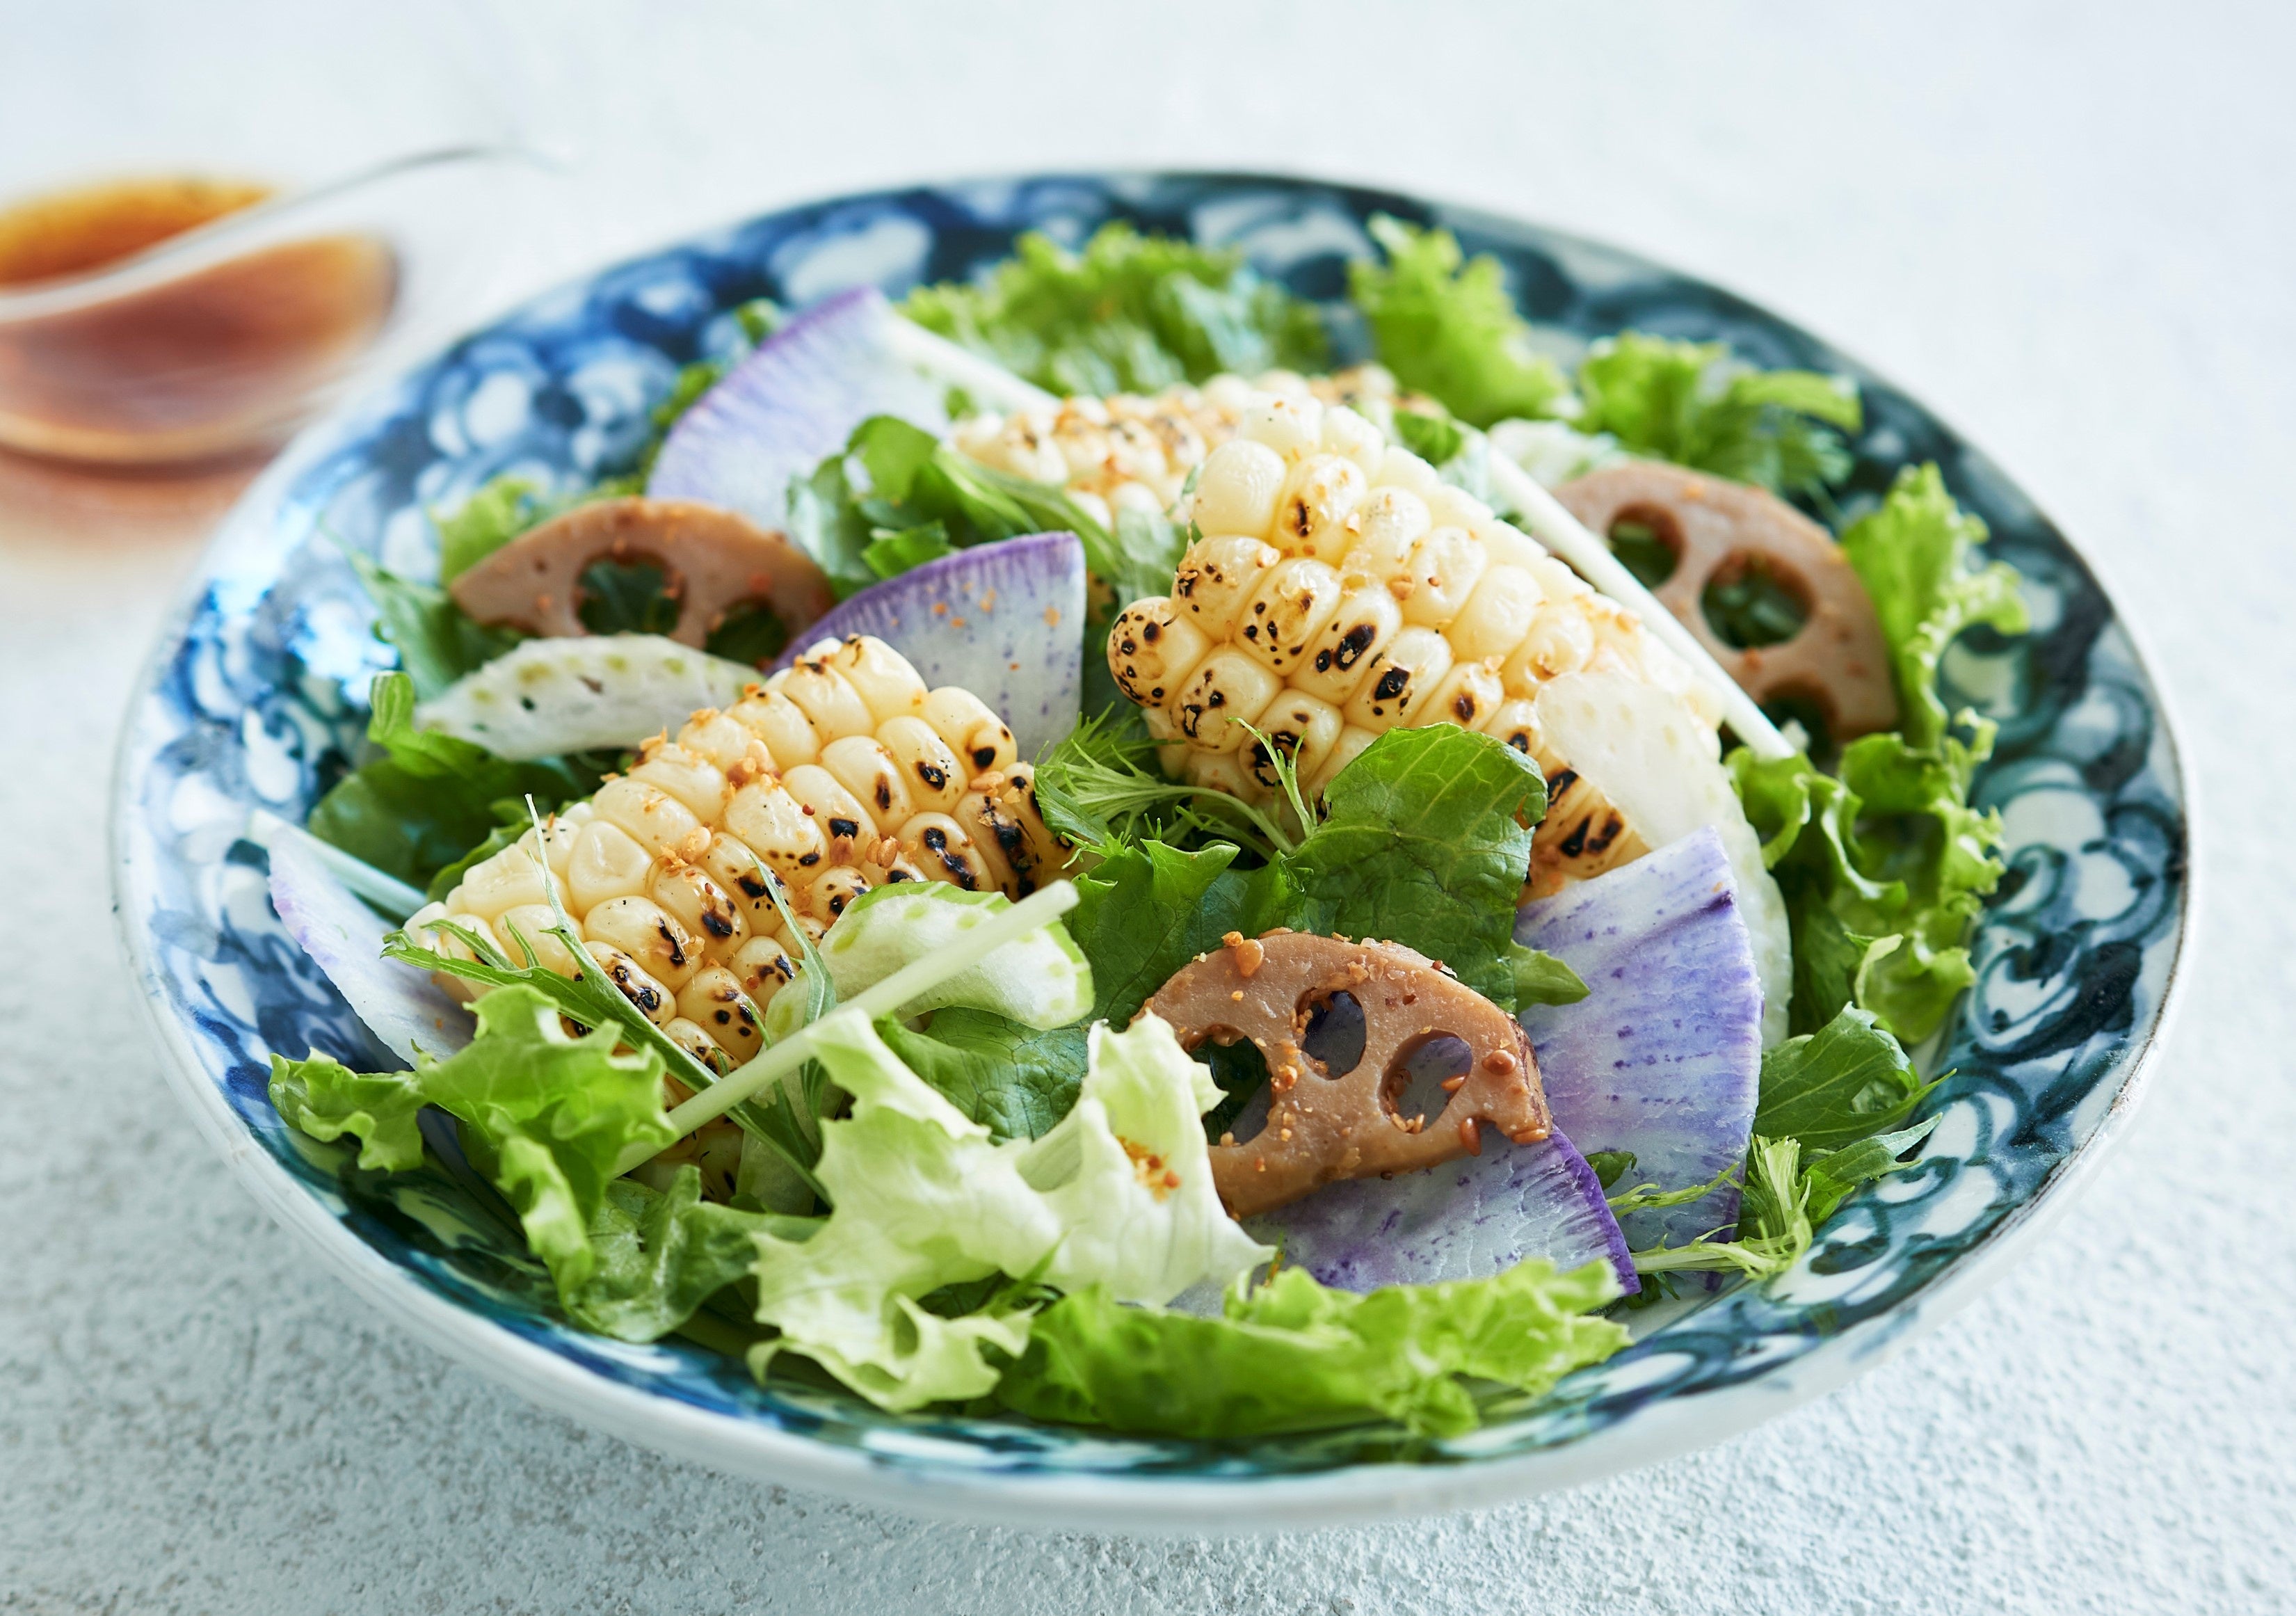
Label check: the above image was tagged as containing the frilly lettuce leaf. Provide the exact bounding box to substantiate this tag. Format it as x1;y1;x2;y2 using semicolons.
564;1168;812;1342
1573;332;1862;500
269;984;677;1293
1348;216;1569;428
997;1256;1628;1439
1840;462;2030;750
1729;465;2028;1041
746;1013;1269;1411
904;222;1327;397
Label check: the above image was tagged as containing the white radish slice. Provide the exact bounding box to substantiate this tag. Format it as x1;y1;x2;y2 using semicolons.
415;634;755;760
1532;671;1792;1044
646;287;950;531
267;832;471;1067
779;532;1086;760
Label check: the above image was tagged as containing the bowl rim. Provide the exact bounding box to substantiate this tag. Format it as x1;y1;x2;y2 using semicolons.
108;166;2197;1532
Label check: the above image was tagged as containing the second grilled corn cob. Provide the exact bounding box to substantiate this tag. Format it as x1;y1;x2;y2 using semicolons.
1103;388;1718;895
408;633;1068;1076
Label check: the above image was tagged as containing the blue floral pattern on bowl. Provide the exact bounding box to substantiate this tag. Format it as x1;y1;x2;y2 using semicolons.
111;173;2189;1528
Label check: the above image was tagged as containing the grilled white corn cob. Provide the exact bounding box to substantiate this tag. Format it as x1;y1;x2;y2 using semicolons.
1102;388;1723;895
408;634;1068;1073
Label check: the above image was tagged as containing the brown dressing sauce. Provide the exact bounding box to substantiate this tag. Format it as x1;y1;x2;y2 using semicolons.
0;176;397;463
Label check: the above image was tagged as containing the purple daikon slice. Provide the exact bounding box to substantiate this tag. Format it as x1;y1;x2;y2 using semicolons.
1243;1125;1636;1296
646;287;948;530
268;833;470;1068
780;532;1086;758
1517;826;1761;1251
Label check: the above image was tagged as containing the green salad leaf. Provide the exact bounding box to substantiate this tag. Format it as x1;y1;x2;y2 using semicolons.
1751;1004;1938;1150
1285;724;1580;1011
1067;725;1582;1027
270;984;677;1293
434;476;556;584
347;553;523;703
746;1014;1269;1411
1349;216;1569;427
904;223;1326;397
997;1256;1627;1439
1573;332;1862;500
305;673;603;888
789;414;1120;598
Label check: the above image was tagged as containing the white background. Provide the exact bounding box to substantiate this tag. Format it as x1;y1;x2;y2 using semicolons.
4;3;2294;1612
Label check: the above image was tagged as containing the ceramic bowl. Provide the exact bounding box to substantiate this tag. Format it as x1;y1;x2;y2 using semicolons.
112;171;2190;1531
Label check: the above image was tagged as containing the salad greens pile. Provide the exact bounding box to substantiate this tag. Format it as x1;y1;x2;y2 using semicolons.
902;222;1328;397
278;209;2032;1438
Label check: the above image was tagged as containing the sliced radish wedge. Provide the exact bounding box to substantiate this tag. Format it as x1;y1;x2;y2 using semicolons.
1518;826;1763;1251
1243;1124;1637;1297
646;287;949;531
780;532;1086;760
268;833;470;1068
415;634;755;760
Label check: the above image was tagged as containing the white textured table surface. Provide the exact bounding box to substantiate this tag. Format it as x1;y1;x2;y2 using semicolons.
5;5;2295;1612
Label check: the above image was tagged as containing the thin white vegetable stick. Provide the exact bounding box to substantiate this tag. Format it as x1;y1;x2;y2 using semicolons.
885;315;1059;414
1484;454;1796;761
244;808;427;920
617;880;1082;1171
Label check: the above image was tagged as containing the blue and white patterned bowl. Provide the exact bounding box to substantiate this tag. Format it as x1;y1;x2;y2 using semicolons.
111;172;2190;1531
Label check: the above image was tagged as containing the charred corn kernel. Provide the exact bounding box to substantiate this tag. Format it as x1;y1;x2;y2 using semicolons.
584;894;700;993
875;715;967;814
424;636;1069;1027
1288;582;1402;708
726;687;818;769
899;810;1003;893
586;941;675;1025
953;385;1241;515
1271;455;1367;563
1171;648;1284;754
675;964;764;1064
1173;534;1279;639
1100;384;1713;904
780;764;875;849
819;735;916;835
664;1017;729;1075
821;634;929;723
1424;658;1506;732
1242;689;1344;792
776;650;874;737
650;858;746;959
1108;597;1212;709
1347;488;1434;579
1504;602;1598;689
1344;625;1453;732
1237;558;1344;677
728;936;797;1005
922;686;1016;776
